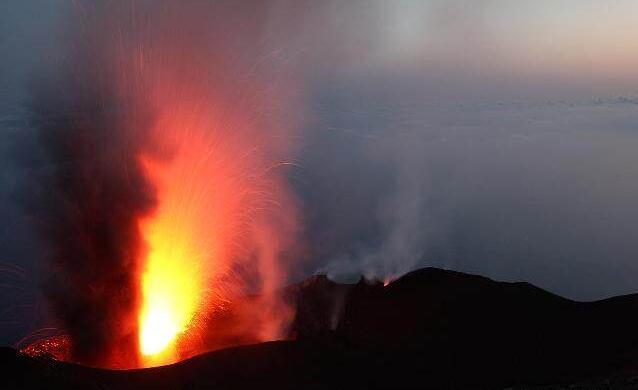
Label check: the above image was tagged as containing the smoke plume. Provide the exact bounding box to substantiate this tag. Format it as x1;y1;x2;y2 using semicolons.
26;3;157;367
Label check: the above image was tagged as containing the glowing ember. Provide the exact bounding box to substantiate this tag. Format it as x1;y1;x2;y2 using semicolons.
20;335;71;361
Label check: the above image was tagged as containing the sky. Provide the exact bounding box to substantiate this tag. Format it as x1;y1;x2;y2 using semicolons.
2;0;638;345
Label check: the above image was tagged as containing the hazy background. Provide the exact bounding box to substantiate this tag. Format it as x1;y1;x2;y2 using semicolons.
2;0;638;345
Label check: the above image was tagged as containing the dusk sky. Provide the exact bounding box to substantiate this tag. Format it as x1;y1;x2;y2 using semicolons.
2;0;638;346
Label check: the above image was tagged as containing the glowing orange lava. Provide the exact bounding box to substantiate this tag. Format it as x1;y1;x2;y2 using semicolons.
138;166;205;363
138;190;204;363
137;128;216;365
135;105;262;366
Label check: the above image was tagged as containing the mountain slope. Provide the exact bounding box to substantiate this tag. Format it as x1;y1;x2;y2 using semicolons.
6;267;638;389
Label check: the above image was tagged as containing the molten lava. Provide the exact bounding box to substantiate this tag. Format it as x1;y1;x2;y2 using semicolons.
137;132;212;365
138;193;203;361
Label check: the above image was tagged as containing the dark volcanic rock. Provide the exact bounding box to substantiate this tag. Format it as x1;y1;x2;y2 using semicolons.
287;274;353;338
6;267;638;389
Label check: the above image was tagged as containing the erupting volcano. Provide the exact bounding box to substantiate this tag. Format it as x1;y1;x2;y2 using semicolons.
25;1;300;368
8;1;638;389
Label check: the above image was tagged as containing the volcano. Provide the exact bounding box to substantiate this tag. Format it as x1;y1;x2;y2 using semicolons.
6;267;638;389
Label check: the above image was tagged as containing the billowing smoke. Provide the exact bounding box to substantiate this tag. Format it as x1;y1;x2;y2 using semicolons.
25;3;157;367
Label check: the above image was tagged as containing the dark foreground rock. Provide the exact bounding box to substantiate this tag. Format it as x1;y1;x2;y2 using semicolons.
5;267;638;389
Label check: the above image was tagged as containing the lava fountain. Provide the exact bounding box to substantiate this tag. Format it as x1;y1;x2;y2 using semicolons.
27;1;301;368
136;84;299;366
131;4;301;365
137;149;206;362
